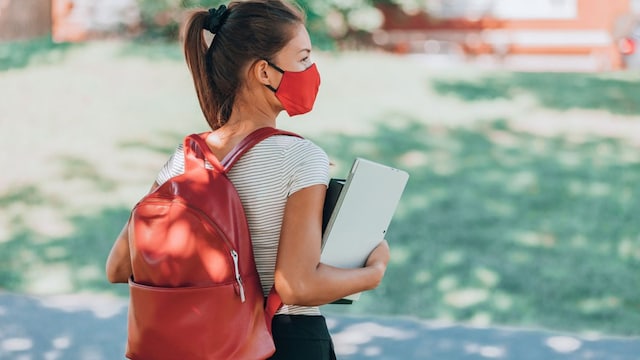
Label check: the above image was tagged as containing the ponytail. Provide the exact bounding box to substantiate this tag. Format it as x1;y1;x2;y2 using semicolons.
182;10;220;129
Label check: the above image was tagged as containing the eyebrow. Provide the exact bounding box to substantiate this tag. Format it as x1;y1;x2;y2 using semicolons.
298;48;311;54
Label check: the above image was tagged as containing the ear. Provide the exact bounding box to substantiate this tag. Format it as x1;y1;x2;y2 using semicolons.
253;59;272;87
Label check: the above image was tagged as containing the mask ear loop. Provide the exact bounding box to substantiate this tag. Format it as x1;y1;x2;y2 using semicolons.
263;59;285;92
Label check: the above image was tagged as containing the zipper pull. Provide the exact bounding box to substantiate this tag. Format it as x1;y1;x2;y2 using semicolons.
231;250;246;303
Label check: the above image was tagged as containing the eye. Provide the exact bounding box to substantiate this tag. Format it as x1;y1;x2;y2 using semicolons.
301;56;311;64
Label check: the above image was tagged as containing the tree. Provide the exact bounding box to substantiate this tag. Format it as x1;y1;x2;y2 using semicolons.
136;0;431;48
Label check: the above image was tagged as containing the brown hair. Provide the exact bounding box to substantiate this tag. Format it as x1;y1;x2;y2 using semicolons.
182;1;305;129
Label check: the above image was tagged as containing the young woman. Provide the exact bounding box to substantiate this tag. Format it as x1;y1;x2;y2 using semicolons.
106;1;390;358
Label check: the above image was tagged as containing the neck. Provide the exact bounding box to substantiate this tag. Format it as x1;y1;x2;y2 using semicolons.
225;104;276;131
222;85;279;133
210;93;278;145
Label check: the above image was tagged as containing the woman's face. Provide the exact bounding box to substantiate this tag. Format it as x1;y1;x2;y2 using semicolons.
271;23;313;72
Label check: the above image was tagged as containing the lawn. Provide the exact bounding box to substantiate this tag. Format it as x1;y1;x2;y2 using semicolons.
1;39;639;336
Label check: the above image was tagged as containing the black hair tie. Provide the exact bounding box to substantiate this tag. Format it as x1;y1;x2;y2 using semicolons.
205;5;230;34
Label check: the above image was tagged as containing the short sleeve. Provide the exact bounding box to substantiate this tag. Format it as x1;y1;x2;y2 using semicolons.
155;144;185;186
282;139;330;196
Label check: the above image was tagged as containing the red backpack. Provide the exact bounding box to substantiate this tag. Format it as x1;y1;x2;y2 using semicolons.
126;127;299;360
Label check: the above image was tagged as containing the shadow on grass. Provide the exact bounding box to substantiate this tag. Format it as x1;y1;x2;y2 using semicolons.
1;119;639;336
0;130;184;295
0;37;77;72
432;73;640;115
318;115;640;336
0;199;131;297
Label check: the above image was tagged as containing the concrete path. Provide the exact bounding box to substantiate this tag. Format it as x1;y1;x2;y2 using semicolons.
1;292;638;359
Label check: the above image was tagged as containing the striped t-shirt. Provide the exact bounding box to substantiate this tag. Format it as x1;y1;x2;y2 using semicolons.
155;134;330;316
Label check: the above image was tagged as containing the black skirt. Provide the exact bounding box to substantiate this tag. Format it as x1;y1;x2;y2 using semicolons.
269;314;337;360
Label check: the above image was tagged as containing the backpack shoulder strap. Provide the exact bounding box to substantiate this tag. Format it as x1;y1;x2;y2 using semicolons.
221;127;302;171
264;288;283;333
183;133;225;173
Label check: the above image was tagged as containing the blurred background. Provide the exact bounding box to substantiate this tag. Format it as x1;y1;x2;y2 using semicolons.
1;0;639;351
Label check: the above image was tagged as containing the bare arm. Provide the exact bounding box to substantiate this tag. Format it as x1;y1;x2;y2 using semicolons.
274;184;390;306
105;220;132;283
105;182;159;283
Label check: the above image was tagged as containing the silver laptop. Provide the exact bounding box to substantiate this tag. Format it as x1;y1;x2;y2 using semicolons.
321;158;409;297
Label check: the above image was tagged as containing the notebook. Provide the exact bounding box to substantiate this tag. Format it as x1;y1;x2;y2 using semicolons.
321;158;409;302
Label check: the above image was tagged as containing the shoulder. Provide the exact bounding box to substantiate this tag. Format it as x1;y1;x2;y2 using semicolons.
261;134;328;164
155;143;185;186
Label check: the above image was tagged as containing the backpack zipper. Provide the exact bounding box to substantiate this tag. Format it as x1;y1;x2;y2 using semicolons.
231;250;246;303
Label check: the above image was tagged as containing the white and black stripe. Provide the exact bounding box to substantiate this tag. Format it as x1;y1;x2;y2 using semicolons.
156;135;329;316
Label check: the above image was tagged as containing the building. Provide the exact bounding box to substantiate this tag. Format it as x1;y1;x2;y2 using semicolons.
375;0;635;71
0;0;139;43
0;0;51;41
52;0;140;42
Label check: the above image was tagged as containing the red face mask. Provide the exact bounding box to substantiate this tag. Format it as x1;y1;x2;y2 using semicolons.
265;61;321;117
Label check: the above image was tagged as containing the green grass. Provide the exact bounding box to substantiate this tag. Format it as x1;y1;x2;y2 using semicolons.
1;40;639;336
432;72;640;115
319;119;640;336
0;36;77;71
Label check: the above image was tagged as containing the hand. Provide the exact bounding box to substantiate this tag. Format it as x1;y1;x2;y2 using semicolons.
364;240;390;288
